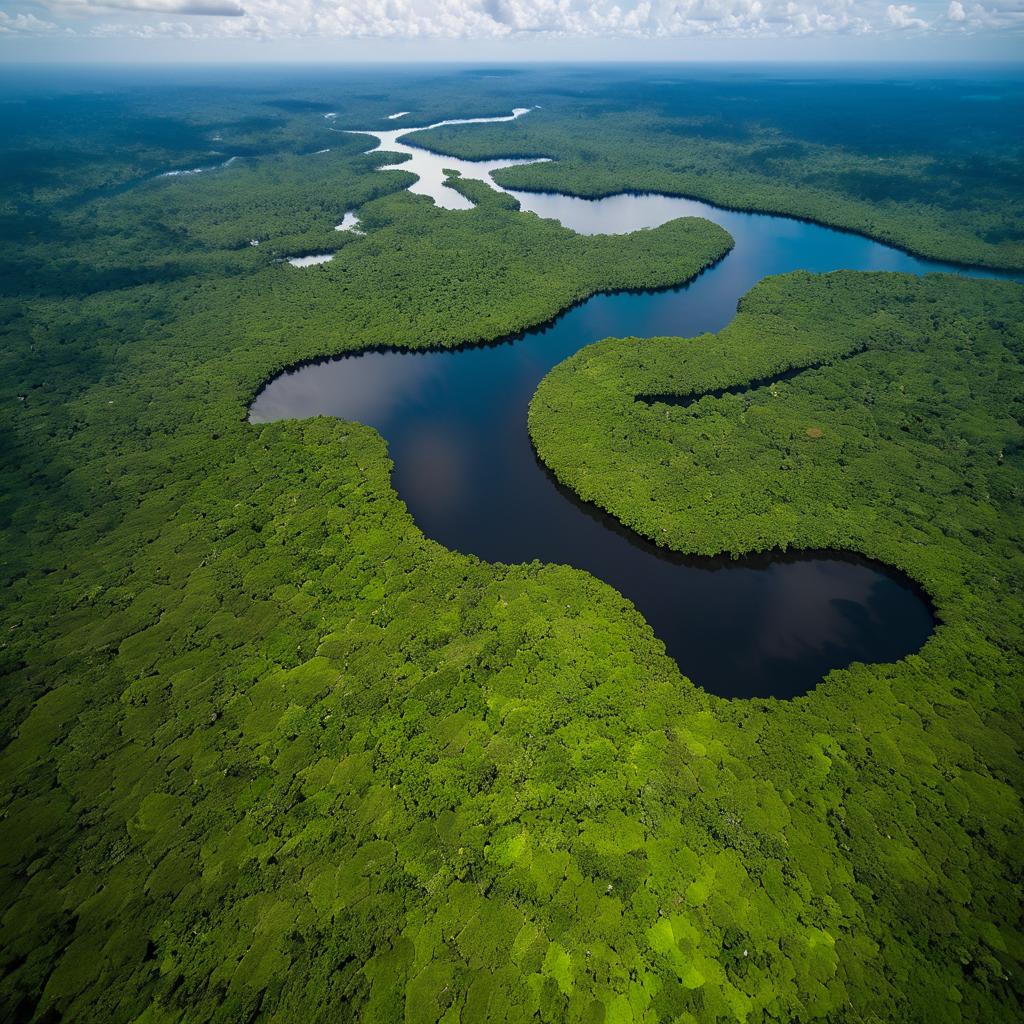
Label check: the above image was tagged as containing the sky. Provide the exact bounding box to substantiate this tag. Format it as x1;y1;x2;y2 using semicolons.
2;0;1022;61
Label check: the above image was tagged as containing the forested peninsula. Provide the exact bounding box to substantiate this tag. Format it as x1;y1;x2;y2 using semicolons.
527;270;1024;1020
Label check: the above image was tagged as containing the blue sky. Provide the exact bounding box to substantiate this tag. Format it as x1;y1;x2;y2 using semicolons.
2;0;1022;61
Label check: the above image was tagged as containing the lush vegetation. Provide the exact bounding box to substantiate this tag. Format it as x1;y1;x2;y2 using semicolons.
418;69;1024;271
529;270;1024;1019
2;75;735;1023
2;67;1022;1024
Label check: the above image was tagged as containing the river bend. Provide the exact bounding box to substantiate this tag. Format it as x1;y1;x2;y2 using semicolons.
252;109;1019;698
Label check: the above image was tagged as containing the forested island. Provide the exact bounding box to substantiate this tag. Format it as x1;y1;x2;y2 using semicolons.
1;64;1022;1024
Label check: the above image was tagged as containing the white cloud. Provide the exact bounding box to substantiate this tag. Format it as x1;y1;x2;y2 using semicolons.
946;0;1024;28
232;0;929;39
101;0;245;14
46;0;244;14
88;16;204;32
5;0;1021;39
0;9;59;30
886;3;929;27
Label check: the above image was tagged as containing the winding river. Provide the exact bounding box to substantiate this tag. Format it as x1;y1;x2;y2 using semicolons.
252;109;1019;699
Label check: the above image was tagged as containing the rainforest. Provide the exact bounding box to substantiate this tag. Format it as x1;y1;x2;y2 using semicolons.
1;63;1023;1024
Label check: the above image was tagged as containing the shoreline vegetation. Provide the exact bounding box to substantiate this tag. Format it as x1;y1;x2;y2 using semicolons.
486;173;1024;272
412;75;1024;272
2;67;1022;1023
498;181;1024;275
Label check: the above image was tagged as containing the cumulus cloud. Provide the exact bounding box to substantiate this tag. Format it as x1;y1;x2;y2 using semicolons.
230;0;923;39
944;0;1024;27
87;15;206;32
0;9;60;29
886;3;929;27
99;0;245;14
4;0;1021;38
47;0;244;14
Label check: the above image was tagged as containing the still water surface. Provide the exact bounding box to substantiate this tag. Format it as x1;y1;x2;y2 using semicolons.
251;111;1018;698
336;107;548;211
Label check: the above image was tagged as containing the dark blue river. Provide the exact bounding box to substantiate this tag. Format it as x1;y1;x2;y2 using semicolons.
251;185;1018;698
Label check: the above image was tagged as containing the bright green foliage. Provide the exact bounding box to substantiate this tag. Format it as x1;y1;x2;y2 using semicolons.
530;271;1024;570
1;80;737;1023
529;271;1024;1020
2;70;1022;1024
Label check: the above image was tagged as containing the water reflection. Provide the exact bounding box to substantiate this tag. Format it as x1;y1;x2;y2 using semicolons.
250;114;1021;697
286;253;334;268
335;211;363;233
251;350;446;423
337;108;550;210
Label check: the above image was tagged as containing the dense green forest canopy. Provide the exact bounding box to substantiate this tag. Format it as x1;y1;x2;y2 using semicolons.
1;66;1022;1023
3;64;1023;270
420;68;1024;270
